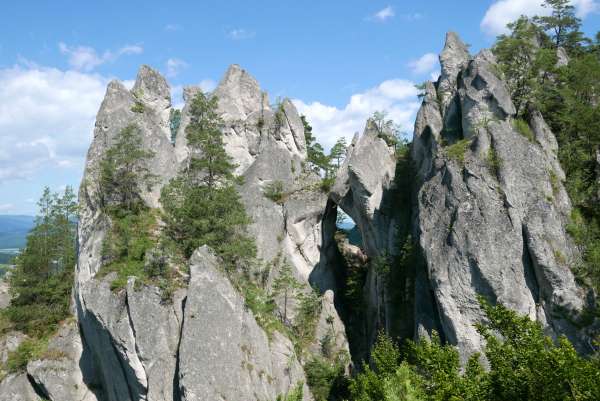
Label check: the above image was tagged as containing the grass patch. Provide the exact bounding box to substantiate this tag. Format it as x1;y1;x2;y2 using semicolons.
446;138;471;165
554;249;567;266
5;337;48;373
513;118;534;142
486;146;502;178
238;280;286;338
264;181;285;203
549;170;560;195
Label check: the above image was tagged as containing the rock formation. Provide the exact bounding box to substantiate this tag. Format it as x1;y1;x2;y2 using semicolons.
0;31;595;400
410;33;590;358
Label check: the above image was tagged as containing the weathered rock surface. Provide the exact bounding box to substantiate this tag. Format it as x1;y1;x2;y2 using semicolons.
27;322;101;401
0;279;9;310
0;373;40;401
179;246;309;401
68;64;345;401
411;32;589;358
328;121;399;354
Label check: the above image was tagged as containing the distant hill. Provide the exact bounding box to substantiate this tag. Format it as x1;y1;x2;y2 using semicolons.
0;215;35;249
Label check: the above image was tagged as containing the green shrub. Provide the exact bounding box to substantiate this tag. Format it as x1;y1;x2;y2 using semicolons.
277;383;304;401
293;290;322;347
131;101;145;113
513;118;534;142
320;177;335;193
348;299;600;401
238;280;285;338
264;181;285;203
305;357;349;401
446;138;471;165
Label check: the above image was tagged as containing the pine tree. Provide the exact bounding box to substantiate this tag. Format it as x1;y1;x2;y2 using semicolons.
534;0;583;50
5;187;77;337
301;115;330;175
329;137;348;169
493;16;543;116
185;92;235;188
271;261;302;323
162;92;256;265
100;124;156;214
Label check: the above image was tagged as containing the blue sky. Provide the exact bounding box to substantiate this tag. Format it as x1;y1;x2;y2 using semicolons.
1;0;599;215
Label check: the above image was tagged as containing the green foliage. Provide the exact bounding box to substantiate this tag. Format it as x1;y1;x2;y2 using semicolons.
131;101;145;113
347;300;600;401
238;280;285;338
446;138;471;165
415;82;427;99
486;146;502;178
98;124;170;291
293;289;322;347
329;137;348;169
274;101;286;133
319;177;335;193
534;0;583;50
272;261;303;323
169;108;181;144
161;92;256;268
493;16;544;116
4;187;77;338
100;124;156;213
494;4;600;295
264;180;285;203
302;115;331;175
185;92;236;188
99;208;160;290
305;357;349;401
513;118;535;142
161;179;255;265
277;383;304;401
5;337;48;373
567;209;600;289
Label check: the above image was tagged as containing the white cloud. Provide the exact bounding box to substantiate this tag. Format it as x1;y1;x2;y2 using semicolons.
293;79;420;151
408;52;439;75
58;42;143;71
228;29;255;40
0;203;14;212
166;58;188;78
199;79;217;92
401;12;424;21
372;6;395;22
164;24;182;32
0;64;107;183
481;0;599;36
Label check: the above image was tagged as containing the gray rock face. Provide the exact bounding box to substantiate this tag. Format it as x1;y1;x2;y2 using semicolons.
0;374;39;401
0;279;9;310
77;65;177;283
330;122;397;258
411;33;588;358
179;246;309;401
328;120;399;356
27;322;101;401
68;63;346;401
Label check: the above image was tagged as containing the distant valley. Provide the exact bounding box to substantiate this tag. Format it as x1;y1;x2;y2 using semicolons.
0;215;34;264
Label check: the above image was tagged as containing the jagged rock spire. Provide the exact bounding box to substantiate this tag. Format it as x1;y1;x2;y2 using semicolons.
131;65;171;111
438;32;470;114
213;64;268;121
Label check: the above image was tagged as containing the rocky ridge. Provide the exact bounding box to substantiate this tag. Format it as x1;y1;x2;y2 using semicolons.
0;31;595;400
